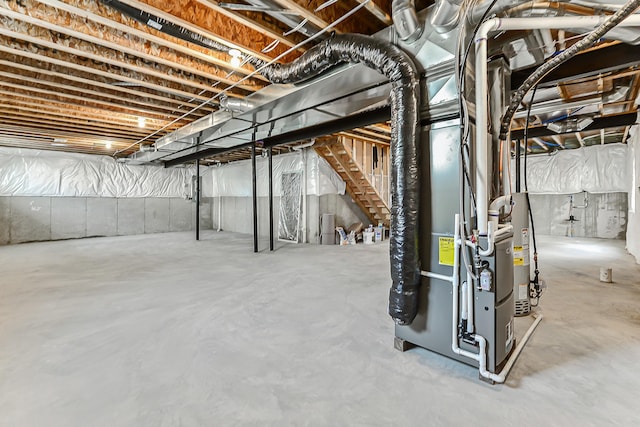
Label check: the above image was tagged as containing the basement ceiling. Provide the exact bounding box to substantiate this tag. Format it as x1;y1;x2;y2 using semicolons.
0;1;638;162
0;0;394;158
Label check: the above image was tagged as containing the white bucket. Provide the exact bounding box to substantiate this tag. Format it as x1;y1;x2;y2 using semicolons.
599;267;613;283
363;231;374;245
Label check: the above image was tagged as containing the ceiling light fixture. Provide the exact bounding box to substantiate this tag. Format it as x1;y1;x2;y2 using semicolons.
138;117;146;128
547;122;564;133
228;48;242;68
105;141;112;149
546;116;595;134
576;117;593;131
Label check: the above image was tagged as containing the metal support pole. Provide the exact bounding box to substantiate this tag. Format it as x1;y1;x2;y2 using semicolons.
515;139;521;192
251;144;258;253
268;146;274;251
195;159;200;241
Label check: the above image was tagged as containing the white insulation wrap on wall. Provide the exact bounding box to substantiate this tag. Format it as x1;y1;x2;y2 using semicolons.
211;149;345;197
512;144;629;194
0;146;213;198
626;125;640;263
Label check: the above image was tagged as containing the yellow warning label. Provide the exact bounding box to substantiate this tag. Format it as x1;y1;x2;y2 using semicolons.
439;237;455;266
513;245;524;266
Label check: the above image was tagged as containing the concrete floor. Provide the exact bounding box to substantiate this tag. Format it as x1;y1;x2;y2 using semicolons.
1;232;639;426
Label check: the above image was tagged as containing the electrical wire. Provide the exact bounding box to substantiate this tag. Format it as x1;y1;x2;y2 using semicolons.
113;0;373;156
523;84;543;304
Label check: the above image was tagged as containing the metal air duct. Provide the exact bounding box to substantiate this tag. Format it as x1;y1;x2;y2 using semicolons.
430;0;463;34
259;34;421;325
392;0;424;42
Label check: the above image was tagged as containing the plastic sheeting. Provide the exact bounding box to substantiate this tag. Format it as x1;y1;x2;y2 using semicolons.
210;150;345;197
511;144;629;194
0;146;210;198
278;172;302;242
626;125;640;263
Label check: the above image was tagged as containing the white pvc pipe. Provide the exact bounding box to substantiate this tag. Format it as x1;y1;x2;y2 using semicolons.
489;194;512;231
489;194;511;212
461;280;469;321
475;23;490;235
466;269;474;333
476;313;544;383
474;14;640;236
421;271;454;282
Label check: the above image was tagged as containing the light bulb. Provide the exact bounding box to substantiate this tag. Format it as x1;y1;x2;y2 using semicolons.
138;117;146;128
105;141;112;149
230;55;241;68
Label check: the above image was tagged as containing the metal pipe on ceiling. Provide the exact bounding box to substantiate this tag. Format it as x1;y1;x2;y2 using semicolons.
393;0;424;41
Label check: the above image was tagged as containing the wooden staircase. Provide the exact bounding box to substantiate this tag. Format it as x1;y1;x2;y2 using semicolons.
315;137;390;225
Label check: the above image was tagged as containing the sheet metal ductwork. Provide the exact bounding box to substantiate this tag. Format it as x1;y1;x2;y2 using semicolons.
259;34;421;325
392;0;424;42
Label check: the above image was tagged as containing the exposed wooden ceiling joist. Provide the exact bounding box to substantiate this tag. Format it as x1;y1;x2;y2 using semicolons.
0;55;213;111
0;34;215;102
353;0;392;26
193;0;303;51
115;0;294;61
38;0;268;79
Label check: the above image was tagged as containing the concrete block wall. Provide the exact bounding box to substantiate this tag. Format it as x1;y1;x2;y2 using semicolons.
0;196;212;245
529;192;627;239
211;193;368;244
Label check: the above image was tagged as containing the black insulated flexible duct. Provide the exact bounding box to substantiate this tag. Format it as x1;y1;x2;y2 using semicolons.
259;34;421;325
104;0;422;325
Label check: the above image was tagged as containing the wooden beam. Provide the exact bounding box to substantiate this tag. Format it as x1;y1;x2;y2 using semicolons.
532;137;550;150
36;0;268;82
194;0;300;51
354;0;391;25
0;99;183;133
0;67;212;115
270;0;331;31
575;132;586;147
550;135;565;149
115;0;288;62
0;80;190;120
0;57;211;111
0;123;138;143
0;11;251;95
340;131;389;146
0;116;157;140
0;112;165;140
0;38;212;102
